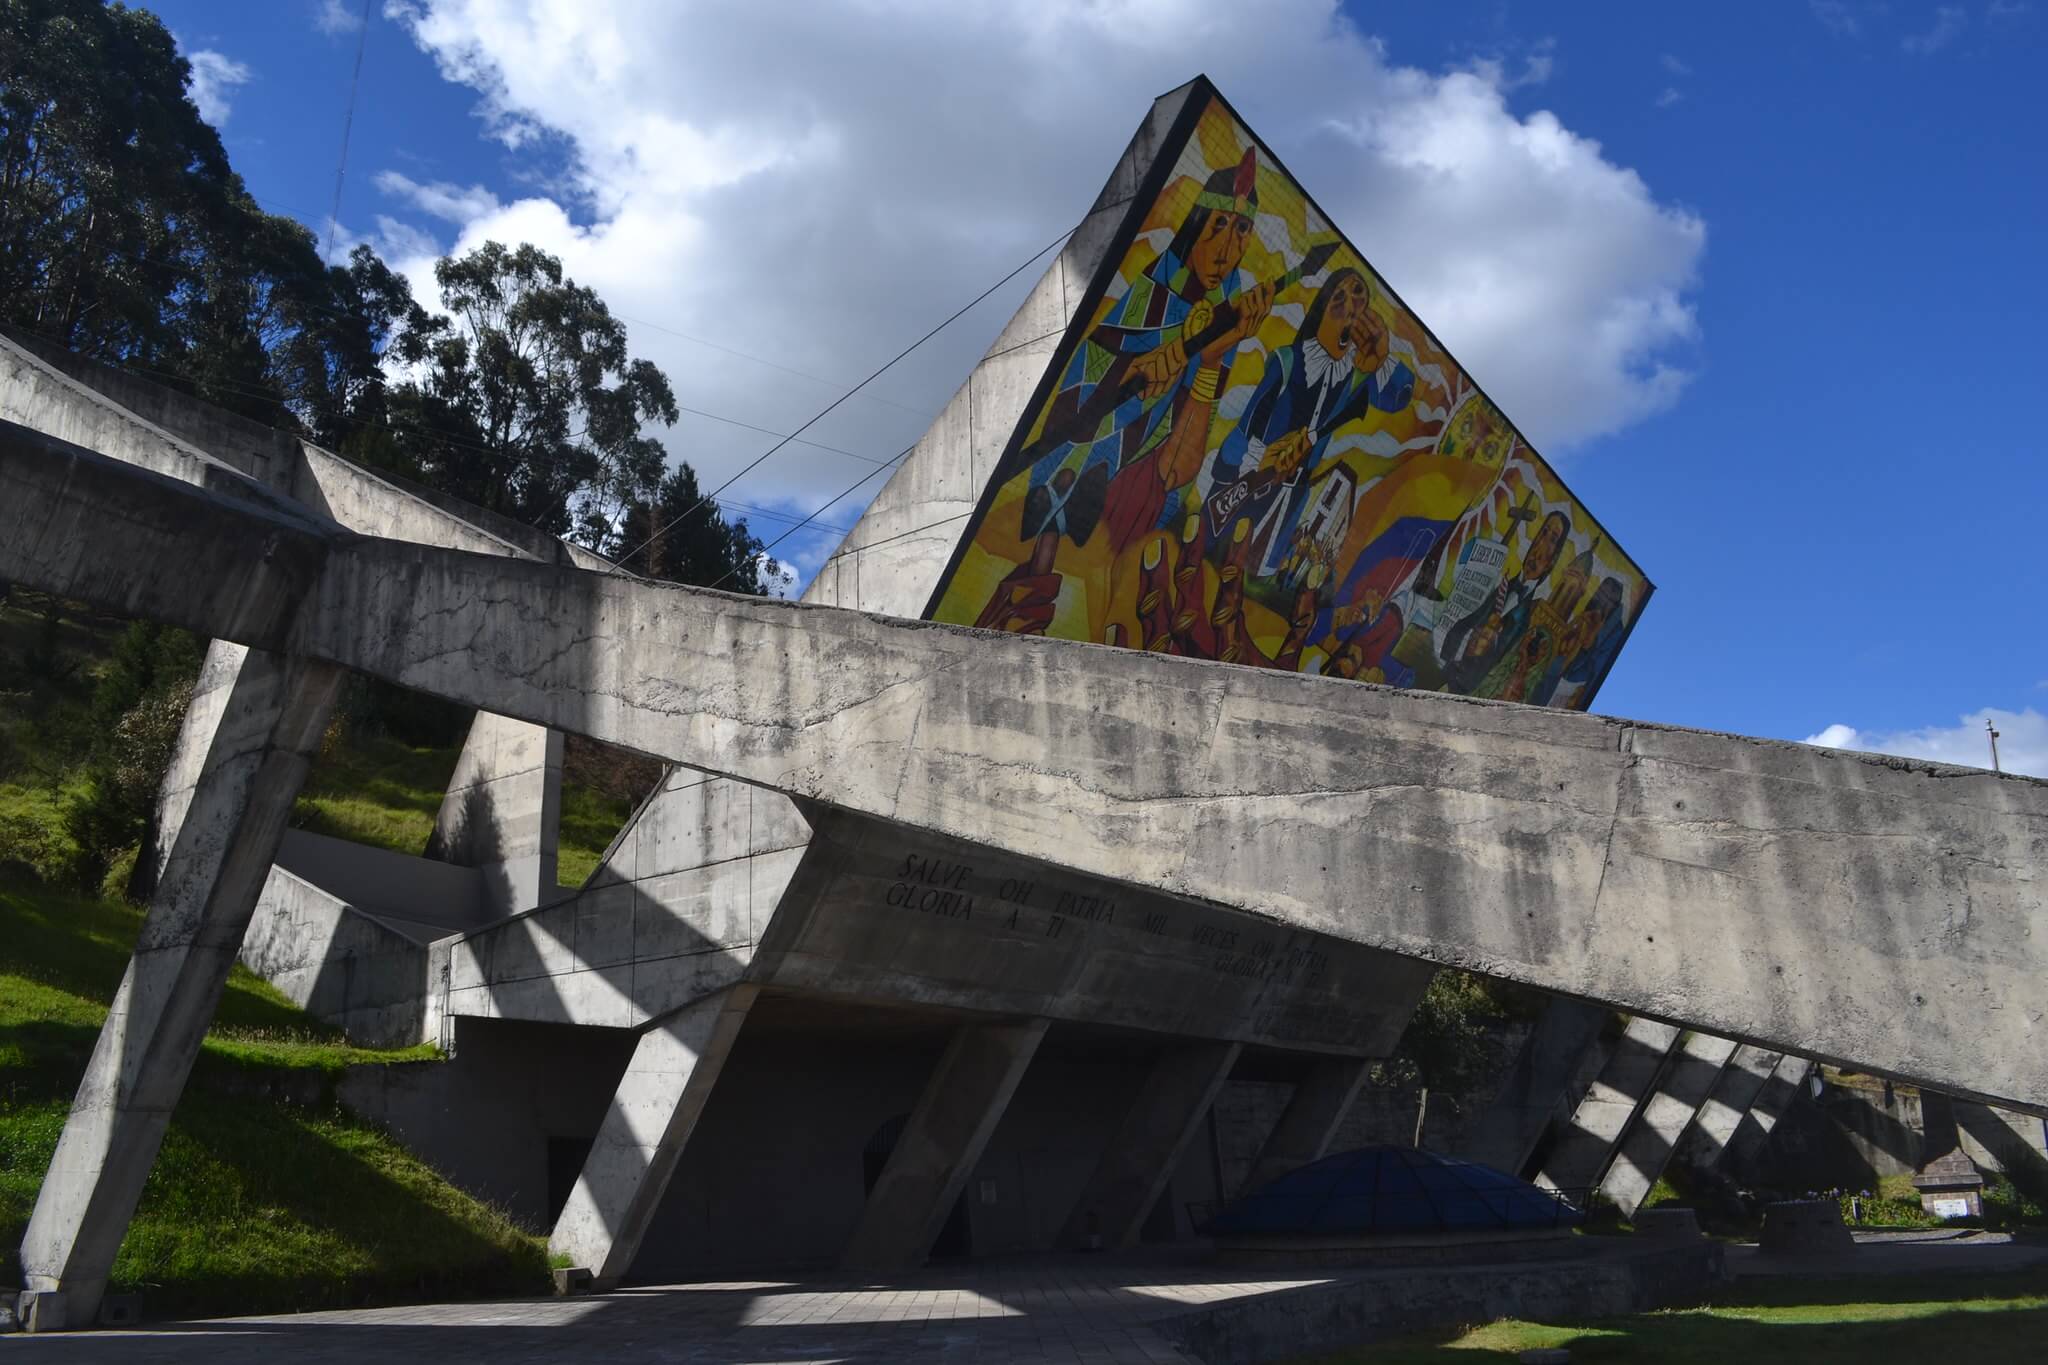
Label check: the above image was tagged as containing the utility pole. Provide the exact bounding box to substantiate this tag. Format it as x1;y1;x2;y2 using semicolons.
1987;718;2002;774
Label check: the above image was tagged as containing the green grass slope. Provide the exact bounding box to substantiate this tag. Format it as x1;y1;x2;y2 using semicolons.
0;886;548;1321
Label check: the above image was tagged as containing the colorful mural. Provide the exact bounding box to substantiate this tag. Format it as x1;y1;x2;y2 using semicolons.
926;86;1652;712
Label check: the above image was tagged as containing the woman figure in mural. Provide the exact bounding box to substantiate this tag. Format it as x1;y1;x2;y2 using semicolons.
1014;148;1273;560
1441;508;1570;695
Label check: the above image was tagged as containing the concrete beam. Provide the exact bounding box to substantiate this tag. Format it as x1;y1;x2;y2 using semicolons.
1677;1044;1785;1171
1241;1057;1372;1194
548;986;757;1285
17;644;343;1327
1457;999;1610;1179
5;422;2047;1112
841;1017;1048;1271
1599;1031;1739;1217
1537;1017;1682;1197
1059;1041;1241;1249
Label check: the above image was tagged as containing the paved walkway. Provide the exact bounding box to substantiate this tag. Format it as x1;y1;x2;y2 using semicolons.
10;1260;1339;1363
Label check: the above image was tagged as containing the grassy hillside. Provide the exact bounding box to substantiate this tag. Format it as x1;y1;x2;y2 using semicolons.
0;594;649;1320
1;592;638;894
0;885;549;1320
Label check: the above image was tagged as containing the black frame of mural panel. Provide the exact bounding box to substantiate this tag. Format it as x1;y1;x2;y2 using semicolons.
919;73;1656;713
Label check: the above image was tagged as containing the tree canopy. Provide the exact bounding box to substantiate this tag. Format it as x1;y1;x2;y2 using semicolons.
0;0;768;590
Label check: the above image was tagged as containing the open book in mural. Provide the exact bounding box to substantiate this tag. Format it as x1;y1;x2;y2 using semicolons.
926;80;1653;711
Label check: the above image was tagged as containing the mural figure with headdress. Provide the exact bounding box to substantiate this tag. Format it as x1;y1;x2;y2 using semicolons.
1014;148;1275;558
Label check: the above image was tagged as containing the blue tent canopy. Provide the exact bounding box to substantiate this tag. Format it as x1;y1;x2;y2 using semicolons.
1209;1146;1581;1237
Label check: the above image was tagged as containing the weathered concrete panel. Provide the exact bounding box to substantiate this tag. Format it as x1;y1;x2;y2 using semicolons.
7;402;2047;1111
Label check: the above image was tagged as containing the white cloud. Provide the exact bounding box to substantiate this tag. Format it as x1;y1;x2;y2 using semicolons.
1990;1;2032;20
1661;53;1692;75
375;171;504;223
316;0;365;35
375;1;1706;575
1811;0;1862;36
1903;5;1967;52
1656;87;1684;108
1803;708;2048;777
184;48;252;127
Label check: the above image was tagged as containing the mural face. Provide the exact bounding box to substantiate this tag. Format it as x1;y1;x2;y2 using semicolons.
927;89;1652;712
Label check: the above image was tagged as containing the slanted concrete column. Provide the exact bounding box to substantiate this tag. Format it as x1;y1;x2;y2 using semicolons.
549;985;757;1285
1599;1031;1738;1217
841;1017;1048;1271
19;643;343;1329
1678;1044;1785;1171
1536;1016;1682;1198
1061;1040;1242;1249
427;711;563;913
1458;999;1609;1178
1724;1054;1815;1171
1241;1057;1371;1195
1956;1101;2048;1198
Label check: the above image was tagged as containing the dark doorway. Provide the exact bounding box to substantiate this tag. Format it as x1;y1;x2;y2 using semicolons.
864;1113;971;1259
547;1134;597;1226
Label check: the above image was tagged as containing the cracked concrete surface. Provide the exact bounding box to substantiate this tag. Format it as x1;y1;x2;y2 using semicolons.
4;416;2044;1111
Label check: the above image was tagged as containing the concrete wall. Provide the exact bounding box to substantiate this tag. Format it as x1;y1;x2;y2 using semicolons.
427;712;564;916
438;768;809;1028
241;831;494;1046
1;326;295;491
338;1015;637;1229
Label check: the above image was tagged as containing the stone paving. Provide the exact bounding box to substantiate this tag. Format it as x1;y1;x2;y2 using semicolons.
9;1260;1339;1363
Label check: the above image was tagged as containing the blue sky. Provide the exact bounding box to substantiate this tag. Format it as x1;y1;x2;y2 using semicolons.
154;1;2045;772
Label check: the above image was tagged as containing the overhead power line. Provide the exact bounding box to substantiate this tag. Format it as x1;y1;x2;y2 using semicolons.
618;218;1078;568
323;0;376;262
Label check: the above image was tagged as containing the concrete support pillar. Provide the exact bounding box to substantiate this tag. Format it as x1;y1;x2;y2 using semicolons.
841;1017;1048;1272
548;985;757;1285
1536;1015;1682;1198
1457;999;1610;1178
1598;1031;1739;1217
18;643;343;1329
427;711;563;913
1060;1040;1242;1249
1677;1044;1785;1171
1724;1054;1815;1171
1241;1057;1371;1195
